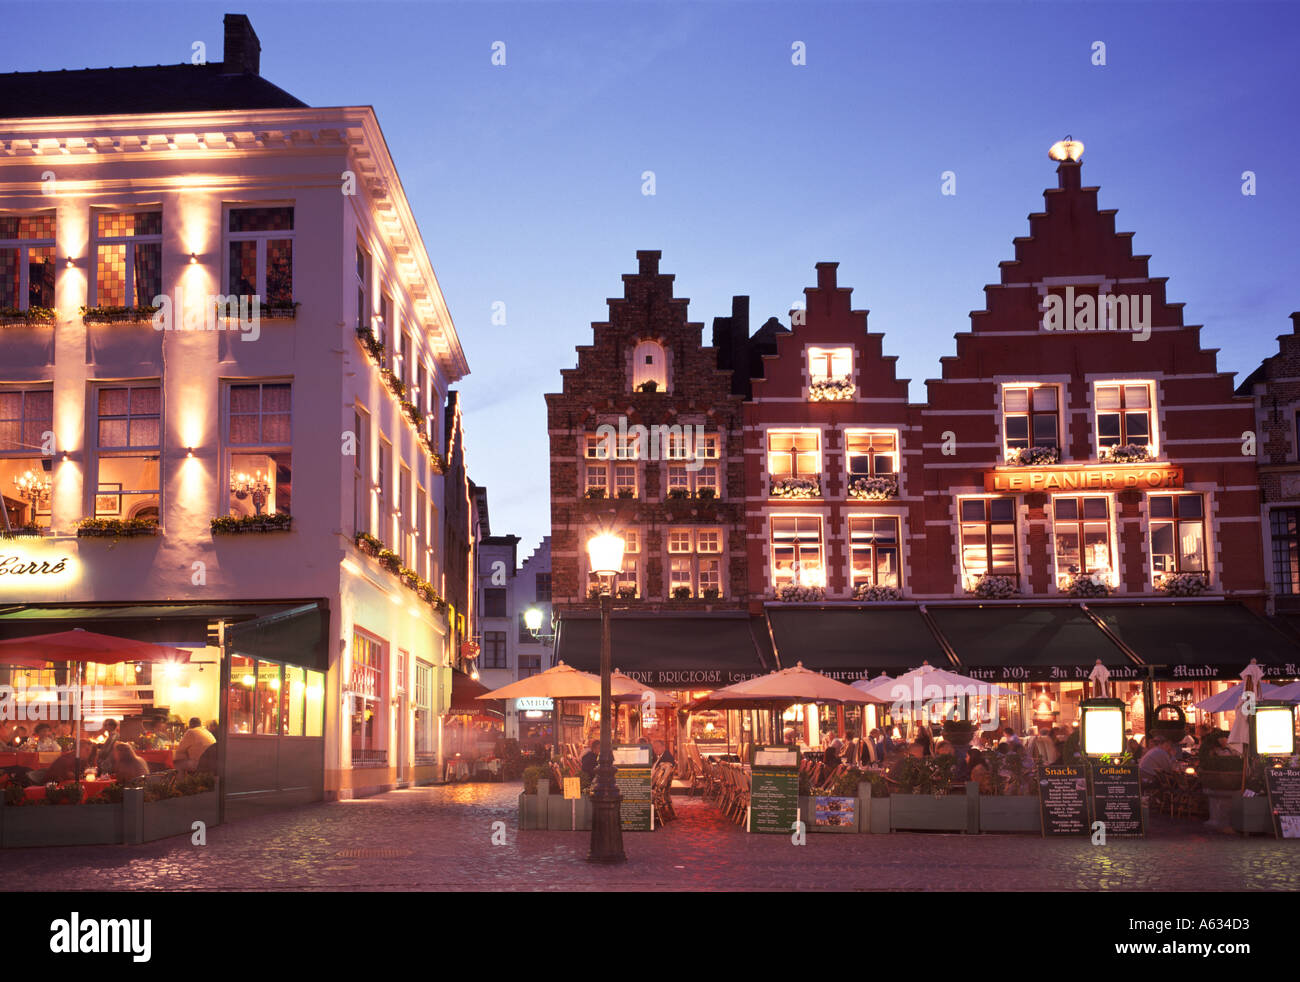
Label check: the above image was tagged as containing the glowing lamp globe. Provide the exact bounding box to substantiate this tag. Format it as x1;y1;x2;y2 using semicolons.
523;607;544;633
586;532;626;578
1253;702;1296;756
1048;136;1085;162
1080;698;1125;756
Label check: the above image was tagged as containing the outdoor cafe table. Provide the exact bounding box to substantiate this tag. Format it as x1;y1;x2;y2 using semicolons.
0;751;39;768
139;749;174;768
23;779;115;803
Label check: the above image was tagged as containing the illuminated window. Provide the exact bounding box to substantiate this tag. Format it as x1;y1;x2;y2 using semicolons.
1095;383;1153;455
959;498;1017;581
94;384;161;523
0;213;55;311
614;463;637;497
617;531;640;597
770;516;824;588
227;382;292;518
227;207;294;307
1053;496;1113;583
845;430;897;478
353;406;370;537
350;630;387;764
849;517;900;588
414;661;435;757
376;437;391;546
808;346;852;383
1149;494;1206;585
665;528;723;598
632;340;667;391
92;210;161;308
399;464;413;566
1003;385;1059;453
0;387;54;532
767;431;820;479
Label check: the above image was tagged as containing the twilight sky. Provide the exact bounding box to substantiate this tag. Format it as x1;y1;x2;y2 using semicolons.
10;1;1299;557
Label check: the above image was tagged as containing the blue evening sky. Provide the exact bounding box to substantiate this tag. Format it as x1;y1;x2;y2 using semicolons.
9;1;1299;555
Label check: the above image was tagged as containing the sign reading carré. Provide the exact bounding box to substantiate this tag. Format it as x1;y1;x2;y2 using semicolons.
984;463;1182;493
0;547;77;587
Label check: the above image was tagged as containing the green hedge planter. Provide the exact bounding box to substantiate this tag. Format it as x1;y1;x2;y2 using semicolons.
1;782;220;848
888;782;979;833
140;790;220;842
977;795;1042;833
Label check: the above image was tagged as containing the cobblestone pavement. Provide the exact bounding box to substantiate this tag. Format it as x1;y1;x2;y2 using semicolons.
5;782;1298;891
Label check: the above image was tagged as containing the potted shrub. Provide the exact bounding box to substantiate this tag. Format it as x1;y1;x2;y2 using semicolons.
141;774;220;842
636;380;659;393
978;752;1042;833
584;487;607;500
518;765;552;830
941;719;977;747
696;486;717;501
672;586;692;600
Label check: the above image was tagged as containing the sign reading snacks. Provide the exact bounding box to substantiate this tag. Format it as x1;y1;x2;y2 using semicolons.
1038;762;1088;835
984;463;1182;493
749;745;799;834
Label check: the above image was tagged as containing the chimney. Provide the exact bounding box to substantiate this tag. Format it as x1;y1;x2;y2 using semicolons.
223;14;261;75
1291;311;1300;335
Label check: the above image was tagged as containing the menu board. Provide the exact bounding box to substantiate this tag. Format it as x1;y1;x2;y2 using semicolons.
749;745;799;834
614;767;653;830
1089;761;1145;837
1263;764;1300;839
614;745;651;766
1038;762;1087;836
812;796;857;830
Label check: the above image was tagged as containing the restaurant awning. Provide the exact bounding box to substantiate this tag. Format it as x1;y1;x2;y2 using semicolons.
553;613;773;689
1093;603;1300;681
928;604;1143;683
765;606;954;681
450;668;497;713
226;602;330;672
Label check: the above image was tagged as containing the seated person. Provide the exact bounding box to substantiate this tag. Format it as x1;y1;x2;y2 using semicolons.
33;740;96;785
0;721;13;747
174;718;216;773
652;740;675;767
95;719;121;774
32;723;62;752
966;749;993;794
579;740;599;778
109;742;151;782
822;738;843;772
1138;736;1176;784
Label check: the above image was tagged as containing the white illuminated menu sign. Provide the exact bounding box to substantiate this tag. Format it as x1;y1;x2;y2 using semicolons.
613;745;651;766
754;748;798;767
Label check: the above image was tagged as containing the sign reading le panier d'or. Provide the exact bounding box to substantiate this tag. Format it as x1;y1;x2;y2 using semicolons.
985;463;1182;493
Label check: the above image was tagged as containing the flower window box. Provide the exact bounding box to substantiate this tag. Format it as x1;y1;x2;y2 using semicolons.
354;531;382;557
79;304;159;325
853;584;902;602
1061;570;1111;598
76;517;159;538
1099;443;1151;463
0;524;44;539
1004;446;1059;467
968;573;1018;599
210;513;292;535
0;306;56;327
775;584;825;603
1155;571;1210;596
771;477;821;499
808;377;854;402
848;476;898;500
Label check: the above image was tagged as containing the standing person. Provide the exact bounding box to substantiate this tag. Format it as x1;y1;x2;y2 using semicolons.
174;717;216;773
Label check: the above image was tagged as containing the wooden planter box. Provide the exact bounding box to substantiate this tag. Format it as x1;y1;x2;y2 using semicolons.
859;792;892;834
888;783;979;833
978;795;1042;833
1;801;123;847
1229;795;1272;835
518;780;553;830
141;790;220;842
547;794;593;830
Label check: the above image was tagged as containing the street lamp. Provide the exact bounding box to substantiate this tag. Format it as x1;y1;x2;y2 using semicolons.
523;607;544;633
586;530;626;864
1252;701;1296;757
1079;698;1126;757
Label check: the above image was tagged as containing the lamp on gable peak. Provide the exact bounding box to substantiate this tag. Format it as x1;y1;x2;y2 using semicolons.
1048;136;1085;162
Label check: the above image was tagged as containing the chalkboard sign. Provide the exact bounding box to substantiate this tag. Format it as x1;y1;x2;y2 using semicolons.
1263;764;1300;839
1089;761;1145;837
614;744;653;830
1038;762;1087;836
748;744;799;834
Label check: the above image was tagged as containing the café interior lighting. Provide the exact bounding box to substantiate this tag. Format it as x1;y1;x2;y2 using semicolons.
1080;698;1125;756
1253;701;1296;756
1048;136;1084;162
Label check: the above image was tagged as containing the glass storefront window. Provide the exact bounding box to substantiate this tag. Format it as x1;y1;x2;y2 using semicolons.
229;655;255;734
305;671;324;737
255;661;282;735
282;664;305;737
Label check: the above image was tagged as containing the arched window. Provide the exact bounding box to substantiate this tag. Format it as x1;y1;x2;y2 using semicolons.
632;340;667;392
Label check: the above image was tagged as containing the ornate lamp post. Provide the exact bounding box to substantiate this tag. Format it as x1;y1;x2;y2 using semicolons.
586;531;626;864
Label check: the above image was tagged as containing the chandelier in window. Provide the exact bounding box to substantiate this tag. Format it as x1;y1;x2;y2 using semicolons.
229;470;271;515
13;469;52;507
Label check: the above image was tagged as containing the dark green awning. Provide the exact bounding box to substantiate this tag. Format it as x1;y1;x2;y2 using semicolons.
1094;603;1300;681
928;605;1141;683
554;614;772;688
766;607;953;681
227;602;329;672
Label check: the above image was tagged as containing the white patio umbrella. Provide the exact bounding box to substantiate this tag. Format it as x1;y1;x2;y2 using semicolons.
853;661;1019;704
1267;680;1300;703
1195;681;1283;715
1227;659;1265;753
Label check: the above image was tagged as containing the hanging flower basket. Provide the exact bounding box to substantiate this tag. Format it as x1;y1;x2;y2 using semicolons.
968;573;1018;599
210;513;292;535
809;378;854;401
1156;572;1210;596
854;584;902;602
1100;443;1151;463
1004;445;1059;467
848;476;898;500
771;477;821;499
776;584;825;602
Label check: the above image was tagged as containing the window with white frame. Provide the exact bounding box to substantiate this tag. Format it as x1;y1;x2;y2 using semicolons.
0;213;55;312
617;530;640;597
92;210;161;308
1149;494;1207;586
767;431;820;480
632;340;667;392
770;515;824;589
849;516;900;589
808;346;852;383
353;406;370;537
0;387;54;532
584;431;641;498
399;464;412;566
958;498;1017;584
400;329;413;392
1002;384;1060;456
666;527;723;598
227;382;291;518
845;430;898;478
95;384;162;524
613;462;638;498
378;292;392;351
349;629;386;764
1095;382;1154;457
354;244;370;334
377;437;391;546
227;207;293;306
1053;496;1113;585
414;661;434;758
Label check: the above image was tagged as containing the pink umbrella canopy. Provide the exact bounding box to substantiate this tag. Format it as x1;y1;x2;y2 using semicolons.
0;628;192;666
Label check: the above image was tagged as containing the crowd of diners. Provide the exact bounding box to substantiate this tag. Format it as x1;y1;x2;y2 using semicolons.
0;716;217;789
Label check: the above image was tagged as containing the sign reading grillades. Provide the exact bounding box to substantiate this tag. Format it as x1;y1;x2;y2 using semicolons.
984;463;1182;493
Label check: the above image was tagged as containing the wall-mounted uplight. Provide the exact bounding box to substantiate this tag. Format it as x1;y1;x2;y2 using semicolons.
64;257;75;268
189;253;199;265
186;447;194;458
